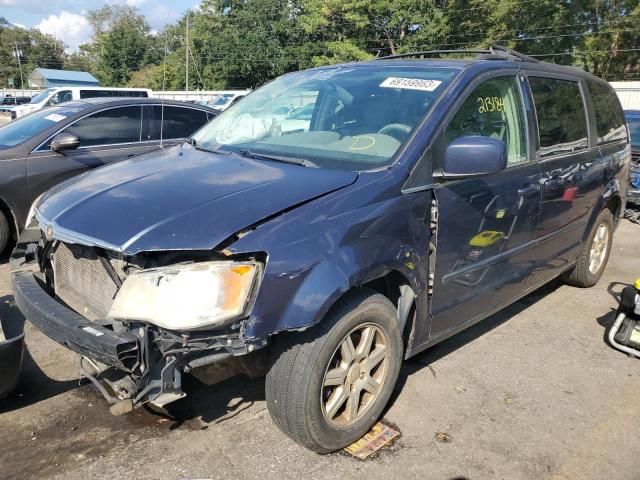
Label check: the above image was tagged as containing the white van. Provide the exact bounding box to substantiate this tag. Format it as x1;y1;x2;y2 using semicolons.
207;91;249;112
2;87;152;120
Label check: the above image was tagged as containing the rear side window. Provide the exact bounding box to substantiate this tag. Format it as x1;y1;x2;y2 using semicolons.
62;106;143;146
150;106;209;140
80;90;149;99
80;90;111;99
116;91;148;97
587;81;627;145
529;77;588;157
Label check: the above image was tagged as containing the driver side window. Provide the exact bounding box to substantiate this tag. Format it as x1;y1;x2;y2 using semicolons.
49;90;72;106
444;76;527;166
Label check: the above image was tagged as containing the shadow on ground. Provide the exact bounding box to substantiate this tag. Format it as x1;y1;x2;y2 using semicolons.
165;279;568;429
390;278;564;409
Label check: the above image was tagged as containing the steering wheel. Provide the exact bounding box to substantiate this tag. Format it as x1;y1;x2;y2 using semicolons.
378;123;412;142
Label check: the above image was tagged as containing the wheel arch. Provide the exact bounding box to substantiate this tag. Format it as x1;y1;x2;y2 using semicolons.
0;196;19;245
583;179;623;243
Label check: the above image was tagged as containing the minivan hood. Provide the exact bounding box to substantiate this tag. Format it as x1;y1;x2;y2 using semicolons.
37;144;358;255
12;104;38;117
13;104;37;113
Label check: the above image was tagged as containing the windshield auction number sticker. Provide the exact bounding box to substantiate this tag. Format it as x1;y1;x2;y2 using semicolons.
380;77;442;92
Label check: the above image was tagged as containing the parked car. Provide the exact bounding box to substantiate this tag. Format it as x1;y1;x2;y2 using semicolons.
11;46;630;453
625;110;640;204
208;91;249;112
0;95;32;106
0;98;217;253
0;87;152;121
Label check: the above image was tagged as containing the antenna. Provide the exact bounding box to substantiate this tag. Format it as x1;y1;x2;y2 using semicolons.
185;14;189;93
160;28;169;150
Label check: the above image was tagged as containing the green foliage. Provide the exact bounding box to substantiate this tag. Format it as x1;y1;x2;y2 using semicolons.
0;17;66;88
88;6;157;86
1;1;639;90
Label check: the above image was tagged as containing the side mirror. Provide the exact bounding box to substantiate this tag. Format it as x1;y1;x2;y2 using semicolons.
440;136;507;178
51;133;80;152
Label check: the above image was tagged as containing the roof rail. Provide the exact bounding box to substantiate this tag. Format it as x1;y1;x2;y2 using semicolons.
489;45;540;63
376;45;540;63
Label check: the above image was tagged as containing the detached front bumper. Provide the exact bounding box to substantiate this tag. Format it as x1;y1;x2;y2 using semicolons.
10;236;267;413
12;266;141;373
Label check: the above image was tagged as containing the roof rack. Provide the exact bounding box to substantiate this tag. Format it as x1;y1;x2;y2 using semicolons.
376;44;540;63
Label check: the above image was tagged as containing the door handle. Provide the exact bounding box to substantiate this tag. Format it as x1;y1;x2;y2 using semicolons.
517;184;540;197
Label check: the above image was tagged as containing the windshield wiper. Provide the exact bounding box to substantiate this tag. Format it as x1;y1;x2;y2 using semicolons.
237;149;318;168
189;138;230;155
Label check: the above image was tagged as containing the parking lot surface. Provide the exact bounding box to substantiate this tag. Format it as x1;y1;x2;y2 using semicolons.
1;220;639;480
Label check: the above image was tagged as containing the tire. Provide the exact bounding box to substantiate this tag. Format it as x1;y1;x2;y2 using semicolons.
0;211;10;255
563;209;614;288
265;289;403;453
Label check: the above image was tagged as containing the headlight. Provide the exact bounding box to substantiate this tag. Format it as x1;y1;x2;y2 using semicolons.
107;260;261;330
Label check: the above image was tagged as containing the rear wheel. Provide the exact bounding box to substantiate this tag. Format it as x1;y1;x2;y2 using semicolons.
563;209;614;287
265;289;403;453
0;211;10;255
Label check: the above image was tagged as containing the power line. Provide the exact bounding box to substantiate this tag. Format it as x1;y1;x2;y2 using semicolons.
530;48;640;57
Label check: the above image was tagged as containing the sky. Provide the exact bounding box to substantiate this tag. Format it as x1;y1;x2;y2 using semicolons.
0;0;201;51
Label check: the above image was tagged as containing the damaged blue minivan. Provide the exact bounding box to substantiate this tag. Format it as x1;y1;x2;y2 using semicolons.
11;47;630;452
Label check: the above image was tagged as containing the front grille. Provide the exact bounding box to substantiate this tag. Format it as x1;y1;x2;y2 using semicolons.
52;243;124;321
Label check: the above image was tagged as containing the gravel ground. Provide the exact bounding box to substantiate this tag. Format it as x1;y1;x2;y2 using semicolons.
1;220;639;480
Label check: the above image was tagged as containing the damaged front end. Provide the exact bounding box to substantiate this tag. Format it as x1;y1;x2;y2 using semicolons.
11;224;268;415
629;152;640;206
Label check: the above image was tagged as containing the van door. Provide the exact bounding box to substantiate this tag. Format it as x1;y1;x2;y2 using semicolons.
429;73;542;337
26;105;154;203
525;76;604;284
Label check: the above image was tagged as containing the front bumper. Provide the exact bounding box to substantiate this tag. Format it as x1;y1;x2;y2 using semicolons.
630;168;640;205
12;265;141;372
10;234;267;412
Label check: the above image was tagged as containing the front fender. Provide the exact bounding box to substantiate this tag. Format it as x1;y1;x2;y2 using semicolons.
227;172;431;340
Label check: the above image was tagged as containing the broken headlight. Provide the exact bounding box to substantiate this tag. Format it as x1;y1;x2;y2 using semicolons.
107;261;261;330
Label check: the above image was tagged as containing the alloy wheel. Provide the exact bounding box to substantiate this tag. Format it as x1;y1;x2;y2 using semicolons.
588;222;610;274
321;323;389;427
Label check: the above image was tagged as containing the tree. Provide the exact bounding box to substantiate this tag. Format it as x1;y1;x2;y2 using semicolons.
444;0;639;78
87;5;157;86
299;0;449;61
190;0;306;88
0;18;66;88
120;0;640;89
576;0;640;79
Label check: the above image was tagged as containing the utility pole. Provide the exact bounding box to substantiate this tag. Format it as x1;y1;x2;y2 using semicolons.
12;43;24;89
185;15;189;92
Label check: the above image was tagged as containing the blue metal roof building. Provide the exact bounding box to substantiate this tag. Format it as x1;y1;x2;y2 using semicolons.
28;68;100;88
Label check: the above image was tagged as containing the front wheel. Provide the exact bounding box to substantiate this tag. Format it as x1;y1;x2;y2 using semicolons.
265;289;403;453
563;209;614;287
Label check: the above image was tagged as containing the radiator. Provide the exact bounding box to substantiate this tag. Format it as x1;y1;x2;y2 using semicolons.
52;243;124;321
